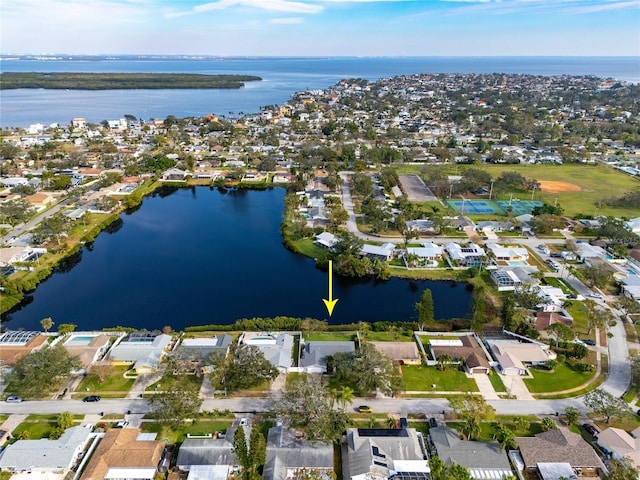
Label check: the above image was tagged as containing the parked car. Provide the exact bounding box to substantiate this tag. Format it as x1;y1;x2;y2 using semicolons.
588;293;603;299
114;420;129;429
5;396;22;403
358;405;373;413
82;395;101;403
583;339;596;346
582;423;599;437
429;417;438;428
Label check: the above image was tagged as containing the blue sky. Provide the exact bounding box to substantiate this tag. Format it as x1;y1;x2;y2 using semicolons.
2;0;639;56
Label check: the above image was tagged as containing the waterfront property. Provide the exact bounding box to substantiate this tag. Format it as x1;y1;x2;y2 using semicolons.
61;332;113;373
0;330;49;367
300;340;355;373
240;332;295;372
108;332;172;373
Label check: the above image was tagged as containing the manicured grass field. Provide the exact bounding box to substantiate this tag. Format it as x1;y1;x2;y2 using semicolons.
141;419;233;444
446;419;544;441
401;365;478;392
74;365;136;395
146;372;203;392
303;331;356;342
488;372;507;393
524;362;595;393
12;415;83;440
291;238;326;259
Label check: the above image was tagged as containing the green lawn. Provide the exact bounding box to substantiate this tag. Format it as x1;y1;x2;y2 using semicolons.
12;415;83;440
303;331;356;342
146;372;203;392
488;372;507;393
401;365;478;392
74;365;136;395
291;238;326;259
446;419;544;442
364;331;416;342
140;419;233;444
524;362;595;393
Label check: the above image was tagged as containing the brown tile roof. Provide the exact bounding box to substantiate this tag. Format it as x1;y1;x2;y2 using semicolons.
80;428;165;480
0;335;49;366
534;312;573;331
516;427;604;470
431;335;489;367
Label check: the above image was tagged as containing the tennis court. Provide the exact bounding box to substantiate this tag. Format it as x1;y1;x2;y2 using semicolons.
447;199;543;215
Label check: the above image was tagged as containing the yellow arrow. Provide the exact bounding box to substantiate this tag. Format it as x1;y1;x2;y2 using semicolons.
322;260;339;316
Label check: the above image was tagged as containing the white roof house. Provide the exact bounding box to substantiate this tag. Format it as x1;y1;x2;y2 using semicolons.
486;243;529;261
108;332;172;373
597;427;640;468
360;243;395;261
240;332;294;372
489;341;556;375
576;243;607;262
445;242;485;266
315;232;339;250
407;242;444;260
0;426;92;473
626;217;640;234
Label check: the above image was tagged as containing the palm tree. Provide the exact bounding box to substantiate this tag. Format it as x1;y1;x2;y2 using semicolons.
338;386;355;410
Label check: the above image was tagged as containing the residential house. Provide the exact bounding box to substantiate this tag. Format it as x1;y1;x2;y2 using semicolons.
596;426;640;469
342;428;429;480
534;312;573;333
486;243;529;263
488;340;556;376
0;330;49;368
0;426;93;475
490;269;522;291
406;243;444;264
445;242;485;267
108;332;172;374
0;247;47;266
240;332;294;372
516;427;605;477
370;341;422;365
175;335;233;372
429;335;491;374
175;426;245;473
161;168;188;181
80;428;166;480
576;243;607;262
25;191;56;209
476;221;514;233
314;231;339;250
263;425;334;480
626;217;640;234
428;426;513;480
300;341;355;373
405;219;435;233
62;333;112;373
360;243;395;261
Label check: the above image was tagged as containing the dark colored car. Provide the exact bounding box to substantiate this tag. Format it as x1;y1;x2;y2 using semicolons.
582;423;599;437
82;395;101;403
399;417;408;428
583;339;596;346
429;417;438;428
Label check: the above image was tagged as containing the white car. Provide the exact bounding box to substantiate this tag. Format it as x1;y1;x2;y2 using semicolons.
588;293;603;299
5;396;22;403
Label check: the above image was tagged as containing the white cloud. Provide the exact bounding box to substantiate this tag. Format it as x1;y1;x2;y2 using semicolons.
271;17;305;23
191;0;323;14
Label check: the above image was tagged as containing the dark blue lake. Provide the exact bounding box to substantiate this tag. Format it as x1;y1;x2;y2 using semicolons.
2;187;471;331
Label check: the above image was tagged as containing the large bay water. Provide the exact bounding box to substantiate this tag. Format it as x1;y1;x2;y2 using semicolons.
2;187;472;331
1;56;638;127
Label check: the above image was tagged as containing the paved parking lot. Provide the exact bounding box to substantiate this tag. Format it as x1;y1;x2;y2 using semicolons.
398;174;437;201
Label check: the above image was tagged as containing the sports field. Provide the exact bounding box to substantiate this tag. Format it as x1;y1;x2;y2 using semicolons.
400;163;639;218
447;199;543;215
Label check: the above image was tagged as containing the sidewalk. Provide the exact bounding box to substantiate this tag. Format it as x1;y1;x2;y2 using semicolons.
126;372;163;399
474;374;500;400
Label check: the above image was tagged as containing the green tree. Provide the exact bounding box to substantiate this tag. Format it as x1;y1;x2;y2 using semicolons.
429;456;473;480
57;411;74;430
493;423;516;451
416;288;435;325
212;344;278;392
57;323;77;335
602;457;640;480
40;317;54;332
500;296;516;331
248;426;267;479
584;389;631;424
0;198;35;225
581;264;614;289
541;417;557;431
332;343;403;397
147;382;202;428
273;376;350;443
448;393;495;440
583;300;613;336
5;344;82;398
233;425;250;471
564;407;580;427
